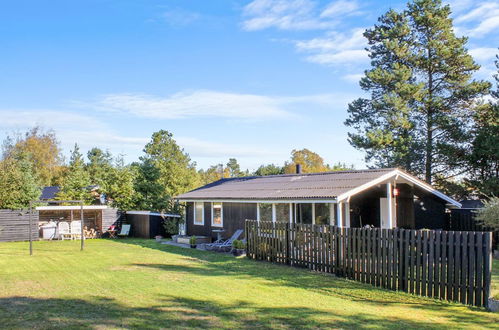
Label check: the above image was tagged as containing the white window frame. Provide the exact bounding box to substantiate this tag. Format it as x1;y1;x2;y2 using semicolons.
211;202;223;227
193;202;204;226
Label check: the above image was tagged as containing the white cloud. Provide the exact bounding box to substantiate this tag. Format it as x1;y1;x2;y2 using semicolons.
320;0;360;18
0;109;284;165
469;47;498;62
84;90;347;120
342;73;363;83
306;49;367;65
453;1;499;37
293;28;367;65
241;0;360;31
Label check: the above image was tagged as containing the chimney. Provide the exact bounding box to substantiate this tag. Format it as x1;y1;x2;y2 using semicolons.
296;164;302;174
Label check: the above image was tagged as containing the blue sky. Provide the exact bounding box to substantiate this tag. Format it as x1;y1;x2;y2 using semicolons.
1;0;498;171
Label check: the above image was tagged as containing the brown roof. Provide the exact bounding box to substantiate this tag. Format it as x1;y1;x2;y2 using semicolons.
177;168;397;200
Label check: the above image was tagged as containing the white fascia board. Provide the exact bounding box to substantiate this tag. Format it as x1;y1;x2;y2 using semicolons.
337;170;399;201
177;199;337;204
126;210;181;218
394;170;461;207
35;205;109;211
336;169;462;208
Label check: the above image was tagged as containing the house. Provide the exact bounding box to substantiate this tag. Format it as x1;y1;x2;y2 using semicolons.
176;167;461;240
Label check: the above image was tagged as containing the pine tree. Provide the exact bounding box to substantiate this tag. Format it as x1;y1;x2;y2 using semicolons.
345;0;491;184
466;53;499;197
57;144;92;203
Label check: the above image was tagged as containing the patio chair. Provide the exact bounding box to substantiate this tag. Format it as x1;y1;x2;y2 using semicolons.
205;229;243;252
57;222;72;240
70;221;82;240
117;224;131;238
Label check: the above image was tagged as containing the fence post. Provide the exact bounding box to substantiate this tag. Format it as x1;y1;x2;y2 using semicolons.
484;231;492;309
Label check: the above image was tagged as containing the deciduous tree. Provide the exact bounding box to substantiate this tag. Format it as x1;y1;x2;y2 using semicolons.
2;127;63;186
0;153;41;209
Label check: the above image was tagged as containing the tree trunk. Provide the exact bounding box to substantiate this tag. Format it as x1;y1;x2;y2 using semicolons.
425;46;433;184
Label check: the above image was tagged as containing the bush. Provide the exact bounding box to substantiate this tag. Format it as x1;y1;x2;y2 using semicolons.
475;197;499;230
232;240;246;250
189;236;197;245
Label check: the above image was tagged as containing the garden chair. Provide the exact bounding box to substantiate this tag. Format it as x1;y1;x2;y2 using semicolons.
117;224;131;238
70;221;82;240
206;229;243;252
57;222;71;240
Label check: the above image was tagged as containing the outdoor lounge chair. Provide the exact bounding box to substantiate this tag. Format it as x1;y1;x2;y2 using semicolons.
57;222;72;240
117;224;131;238
70;221;82;239
205;229;243;252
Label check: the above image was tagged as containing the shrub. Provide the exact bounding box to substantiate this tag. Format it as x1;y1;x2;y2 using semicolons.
232;240;246;250
475;197;499;230
189;236;197;245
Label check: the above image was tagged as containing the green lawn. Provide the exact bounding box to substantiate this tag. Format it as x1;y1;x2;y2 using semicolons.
0;239;498;329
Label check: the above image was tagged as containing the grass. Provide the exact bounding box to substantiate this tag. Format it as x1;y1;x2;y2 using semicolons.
0;239;498;329
493;258;499;300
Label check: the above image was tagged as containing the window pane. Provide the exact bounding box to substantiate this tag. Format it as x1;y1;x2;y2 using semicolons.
275;203;290;222
315;203;330;225
195;202;203;224
212;203;222;226
259;203;272;222
298;204;312;224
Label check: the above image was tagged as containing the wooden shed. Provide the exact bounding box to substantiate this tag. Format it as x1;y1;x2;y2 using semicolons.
36;205;121;237
125;211;181;238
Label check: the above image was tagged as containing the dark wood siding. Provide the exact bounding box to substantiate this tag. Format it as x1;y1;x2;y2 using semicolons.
186;202;211;237
396;184;415;229
0;209;39;242
186;202;257;240
414;190;446;229
222;202;257;239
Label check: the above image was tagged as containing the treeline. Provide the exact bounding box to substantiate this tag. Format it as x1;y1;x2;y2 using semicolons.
0;128;351;211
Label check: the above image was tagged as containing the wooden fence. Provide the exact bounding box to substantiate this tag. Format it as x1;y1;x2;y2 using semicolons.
245;220;493;307
449;211;498;249
0;209;39;242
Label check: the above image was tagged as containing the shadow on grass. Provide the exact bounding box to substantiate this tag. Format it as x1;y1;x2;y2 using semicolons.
115;239;498;321
0;295;479;329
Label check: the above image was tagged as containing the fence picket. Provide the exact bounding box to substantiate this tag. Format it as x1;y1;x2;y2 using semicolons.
245;221;492;307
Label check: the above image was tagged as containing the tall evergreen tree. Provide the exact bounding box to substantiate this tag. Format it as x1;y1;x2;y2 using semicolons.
465;53;499;197
57;144;92;203
86;147;113;187
345;0;491;184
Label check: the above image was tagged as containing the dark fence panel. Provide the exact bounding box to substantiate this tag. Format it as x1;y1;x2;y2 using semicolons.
245;220;493;308
0;209;39;242
449;210;498;250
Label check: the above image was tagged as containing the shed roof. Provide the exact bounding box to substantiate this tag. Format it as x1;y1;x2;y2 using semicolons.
176;168;461;207
40;186;60;200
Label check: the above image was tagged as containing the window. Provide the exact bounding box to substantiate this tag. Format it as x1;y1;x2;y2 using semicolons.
194;202;204;225
275;203;290;223
212;202;223;227
258;203;272;222
297;204;312;224
315;203;330;225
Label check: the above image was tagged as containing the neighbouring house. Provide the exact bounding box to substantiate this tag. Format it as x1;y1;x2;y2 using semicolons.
176;167;461;240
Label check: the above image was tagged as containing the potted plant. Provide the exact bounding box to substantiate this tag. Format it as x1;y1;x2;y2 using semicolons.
189;235;197;249
232;240;246;256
